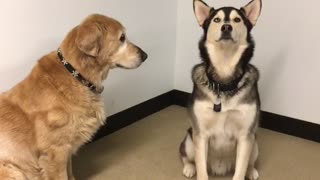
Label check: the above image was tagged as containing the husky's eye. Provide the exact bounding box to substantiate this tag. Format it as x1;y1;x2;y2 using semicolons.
120;33;126;43
234;17;241;23
213;18;221;23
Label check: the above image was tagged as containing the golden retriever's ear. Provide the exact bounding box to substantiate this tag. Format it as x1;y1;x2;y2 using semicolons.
76;23;102;57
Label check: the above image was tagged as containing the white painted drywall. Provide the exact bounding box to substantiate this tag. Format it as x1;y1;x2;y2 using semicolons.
0;0;177;115
174;0;320;124
1;0;319;124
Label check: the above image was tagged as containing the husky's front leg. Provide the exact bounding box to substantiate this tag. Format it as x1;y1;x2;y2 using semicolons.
194;133;209;180
233;135;254;180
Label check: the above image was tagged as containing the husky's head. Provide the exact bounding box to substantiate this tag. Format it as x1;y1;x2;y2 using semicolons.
194;0;262;80
194;0;262;46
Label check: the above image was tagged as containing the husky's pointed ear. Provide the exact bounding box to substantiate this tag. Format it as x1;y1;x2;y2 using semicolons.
76;22;102;57
241;0;262;26
193;0;212;27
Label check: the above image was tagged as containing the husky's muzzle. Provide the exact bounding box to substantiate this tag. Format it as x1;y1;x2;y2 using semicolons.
219;24;234;41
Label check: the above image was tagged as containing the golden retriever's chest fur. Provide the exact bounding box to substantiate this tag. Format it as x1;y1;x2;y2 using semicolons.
33;86;107;154
4;55;107;154
67;101;106;151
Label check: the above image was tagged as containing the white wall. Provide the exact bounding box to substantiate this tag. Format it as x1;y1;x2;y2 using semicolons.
174;0;320;124
0;0;177;115
1;0;319;124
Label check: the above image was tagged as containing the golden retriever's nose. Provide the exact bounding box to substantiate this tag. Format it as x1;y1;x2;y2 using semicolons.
139;48;148;62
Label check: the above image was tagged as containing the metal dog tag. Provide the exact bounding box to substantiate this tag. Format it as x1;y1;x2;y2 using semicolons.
213;98;222;112
213;83;222;112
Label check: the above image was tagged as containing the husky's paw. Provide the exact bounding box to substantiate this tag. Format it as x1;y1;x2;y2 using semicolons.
183;163;196;178
246;168;259;180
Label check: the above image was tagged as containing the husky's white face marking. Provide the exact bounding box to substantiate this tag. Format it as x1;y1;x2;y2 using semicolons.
206;11;225;43
204;9;251;79
193;0;262;48
207;10;248;46
229;10;248;45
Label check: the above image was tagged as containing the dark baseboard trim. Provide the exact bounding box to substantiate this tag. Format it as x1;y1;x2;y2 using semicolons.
92;90;175;141
260;111;320;143
92;89;320;143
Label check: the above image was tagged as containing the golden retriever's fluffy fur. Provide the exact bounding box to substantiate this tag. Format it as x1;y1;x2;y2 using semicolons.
0;14;147;180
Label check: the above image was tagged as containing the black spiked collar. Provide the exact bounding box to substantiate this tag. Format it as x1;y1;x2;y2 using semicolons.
57;49;104;94
206;71;246;113
207;72;245;92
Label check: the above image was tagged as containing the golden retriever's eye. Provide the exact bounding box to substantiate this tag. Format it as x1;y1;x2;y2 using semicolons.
120;33;126;43
234;17;241;23
213;18;221;23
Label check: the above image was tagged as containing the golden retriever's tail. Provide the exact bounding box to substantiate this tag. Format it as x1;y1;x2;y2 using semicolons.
0;163;28;180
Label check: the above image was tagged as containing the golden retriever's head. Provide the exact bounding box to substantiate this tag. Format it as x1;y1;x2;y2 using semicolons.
60;14;147;84
76;14;148;69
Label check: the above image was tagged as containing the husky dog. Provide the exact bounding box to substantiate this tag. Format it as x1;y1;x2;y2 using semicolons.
179;0;262;180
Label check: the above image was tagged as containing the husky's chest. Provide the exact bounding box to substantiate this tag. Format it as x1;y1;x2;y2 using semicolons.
193;99;239;137
192;88;256;139
192;96;251;153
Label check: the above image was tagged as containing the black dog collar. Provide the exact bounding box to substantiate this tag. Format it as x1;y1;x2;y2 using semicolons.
207;72;245;112
209;74;245;92
57;49;103;94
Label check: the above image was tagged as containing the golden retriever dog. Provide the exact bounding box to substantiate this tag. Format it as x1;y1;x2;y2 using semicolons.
0;14;147;180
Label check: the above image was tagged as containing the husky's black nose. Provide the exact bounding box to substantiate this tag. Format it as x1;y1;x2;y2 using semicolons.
221;24;233;33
